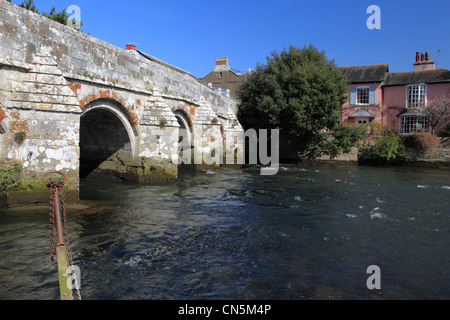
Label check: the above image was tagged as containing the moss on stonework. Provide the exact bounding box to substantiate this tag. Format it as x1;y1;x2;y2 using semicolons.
16;178;48;192
0;163;22;191
0;165;80;208
138;156;178;180
86;154;178;183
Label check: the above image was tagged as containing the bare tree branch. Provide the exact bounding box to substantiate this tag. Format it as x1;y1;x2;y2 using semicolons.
410;94;450;134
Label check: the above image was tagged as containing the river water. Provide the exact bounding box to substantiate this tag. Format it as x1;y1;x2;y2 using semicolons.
0;165;449;300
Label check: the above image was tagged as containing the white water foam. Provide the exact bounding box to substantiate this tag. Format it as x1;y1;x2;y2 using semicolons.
370;207;386;219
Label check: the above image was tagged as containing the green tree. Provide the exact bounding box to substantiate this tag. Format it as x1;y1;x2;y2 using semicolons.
19;0;39;13
237;44;348;160
372;128;404;161
14;0;82;30
359;122;406;163
308;125;366;159
42;6;68;25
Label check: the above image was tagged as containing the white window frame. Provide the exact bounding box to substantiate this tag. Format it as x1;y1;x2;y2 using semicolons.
406;84;427;109
399;116;431;134
356;86;370;105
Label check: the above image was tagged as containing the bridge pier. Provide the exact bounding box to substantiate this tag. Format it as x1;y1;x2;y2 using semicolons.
0;48;81;207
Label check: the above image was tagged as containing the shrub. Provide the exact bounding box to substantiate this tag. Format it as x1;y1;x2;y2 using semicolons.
0;163;22;191
416;132;441;150
402;132;441;153
401;134;424;151
308;125;366;158
359;123;406;163
372;128;405;161
439;124;450;137
14;131;27;145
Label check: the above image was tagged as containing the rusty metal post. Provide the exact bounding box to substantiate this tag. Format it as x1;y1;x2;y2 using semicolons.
53;189;73;301
43;171;73;300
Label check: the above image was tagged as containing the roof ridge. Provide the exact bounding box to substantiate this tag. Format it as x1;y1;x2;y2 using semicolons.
339;63;389;68
386;68;450;75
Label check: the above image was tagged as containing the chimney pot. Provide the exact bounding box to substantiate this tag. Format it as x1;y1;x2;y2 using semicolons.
414;51;435;71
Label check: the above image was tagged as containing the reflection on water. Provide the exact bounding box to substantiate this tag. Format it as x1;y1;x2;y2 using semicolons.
0;165;449;299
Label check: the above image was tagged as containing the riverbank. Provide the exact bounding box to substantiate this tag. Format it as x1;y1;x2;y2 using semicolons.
2;152;450;209
311;147;450;170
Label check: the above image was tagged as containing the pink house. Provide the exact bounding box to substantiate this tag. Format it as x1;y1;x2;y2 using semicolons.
339;64;389;128
382;53;450;134
340;52;450;135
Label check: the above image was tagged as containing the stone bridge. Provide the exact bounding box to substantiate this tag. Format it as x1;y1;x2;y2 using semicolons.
0;1;243;206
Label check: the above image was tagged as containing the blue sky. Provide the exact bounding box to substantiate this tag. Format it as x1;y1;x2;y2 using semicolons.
10;0;450;78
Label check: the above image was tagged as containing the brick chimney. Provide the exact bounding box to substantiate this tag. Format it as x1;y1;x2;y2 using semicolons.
414;51;435;71
213;57;230;72
126;44;136;51
216;57;228;66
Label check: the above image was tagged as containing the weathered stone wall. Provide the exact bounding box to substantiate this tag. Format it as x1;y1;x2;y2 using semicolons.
411;148;450;168
0;1;244;206
315;147;359;163
0;1;239;115
309;147;450;169
0;43;81;204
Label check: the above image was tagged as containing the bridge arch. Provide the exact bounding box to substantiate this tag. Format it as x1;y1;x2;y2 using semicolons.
80;99;138;178
173;109;193;148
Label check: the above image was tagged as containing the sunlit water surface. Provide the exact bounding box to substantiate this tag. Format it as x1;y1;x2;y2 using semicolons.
0;165;449;299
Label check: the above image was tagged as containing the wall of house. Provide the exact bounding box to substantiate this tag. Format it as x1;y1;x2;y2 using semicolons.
200;70;244;99
340;82;383;126
382;85;405;131
426;83;450;133
383;83;450;133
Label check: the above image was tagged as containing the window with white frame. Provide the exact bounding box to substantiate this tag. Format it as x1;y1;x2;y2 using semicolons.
357;87;370;105
350;87;375;105
406;84;427;108
399;116;431;134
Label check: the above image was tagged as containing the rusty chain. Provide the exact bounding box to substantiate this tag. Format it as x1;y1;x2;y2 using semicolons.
45;173;81;300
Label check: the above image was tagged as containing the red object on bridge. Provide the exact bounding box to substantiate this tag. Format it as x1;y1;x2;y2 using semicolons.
126;44;136;51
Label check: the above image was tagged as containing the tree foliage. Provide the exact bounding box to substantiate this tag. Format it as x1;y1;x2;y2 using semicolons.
18;0;38;13
42;6;69;25
15;0;82;29
237;44;348;159
307;125;366;159
359;122;406;162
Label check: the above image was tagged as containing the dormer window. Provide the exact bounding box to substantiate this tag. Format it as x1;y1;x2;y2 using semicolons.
406;84;426;108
